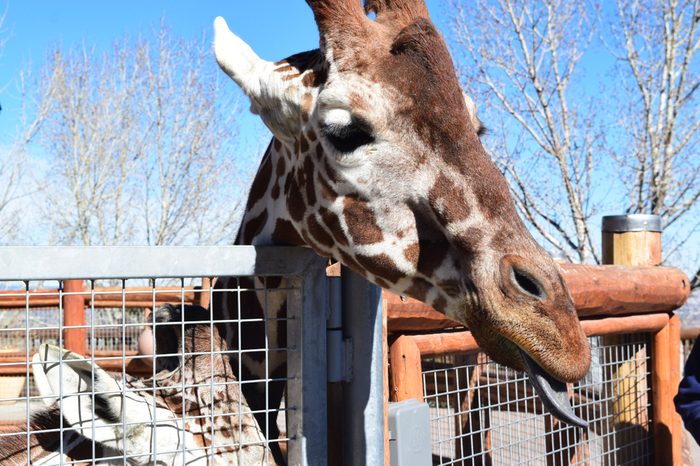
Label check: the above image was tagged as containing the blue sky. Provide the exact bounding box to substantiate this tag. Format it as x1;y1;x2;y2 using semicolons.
0;1;696;275
0;0;445;151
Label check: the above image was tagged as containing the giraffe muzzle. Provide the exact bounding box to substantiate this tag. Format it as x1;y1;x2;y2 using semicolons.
518;348;588;428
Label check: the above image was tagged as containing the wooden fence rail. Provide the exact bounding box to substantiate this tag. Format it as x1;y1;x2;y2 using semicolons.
385;264;689;332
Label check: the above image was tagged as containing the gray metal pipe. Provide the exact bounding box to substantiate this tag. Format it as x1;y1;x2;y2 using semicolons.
341;267;384;466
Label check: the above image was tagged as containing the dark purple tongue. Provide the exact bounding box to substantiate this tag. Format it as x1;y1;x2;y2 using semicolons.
518;348;587;428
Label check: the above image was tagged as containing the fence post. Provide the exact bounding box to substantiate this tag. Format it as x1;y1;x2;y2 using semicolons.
62;279;86;355
602;214;681;466
286;255;329;466
388;335;423;403
341;267;384;466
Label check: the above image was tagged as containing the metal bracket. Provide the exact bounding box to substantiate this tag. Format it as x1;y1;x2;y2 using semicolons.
327;331;352;382
327;275;354;382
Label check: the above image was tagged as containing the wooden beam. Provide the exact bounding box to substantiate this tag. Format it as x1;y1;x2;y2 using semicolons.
384;292;461;331
561;264;688;318
0;286;206;309
408;314;670;357
580;313;669;336
385;264;689;332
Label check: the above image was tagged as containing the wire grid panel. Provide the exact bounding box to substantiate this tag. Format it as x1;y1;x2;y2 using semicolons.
423;335;653;466
0;246;327;466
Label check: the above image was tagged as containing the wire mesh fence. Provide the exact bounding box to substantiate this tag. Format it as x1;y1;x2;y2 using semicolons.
0;246;328;466
423;335;653;466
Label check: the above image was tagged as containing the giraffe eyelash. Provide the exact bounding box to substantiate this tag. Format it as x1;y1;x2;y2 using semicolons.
320;117;375;153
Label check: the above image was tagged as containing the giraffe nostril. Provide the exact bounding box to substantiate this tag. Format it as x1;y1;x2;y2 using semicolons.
511;267;546;300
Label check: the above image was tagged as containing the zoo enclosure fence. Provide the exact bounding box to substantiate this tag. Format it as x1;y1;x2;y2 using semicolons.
0;244;692;466
385;247;690;464
0;246;330;466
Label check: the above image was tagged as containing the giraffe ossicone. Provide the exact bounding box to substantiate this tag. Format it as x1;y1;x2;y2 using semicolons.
213;0;591;434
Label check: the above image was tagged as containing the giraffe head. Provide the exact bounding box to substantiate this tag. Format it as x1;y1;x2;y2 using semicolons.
214;0;590;425
30;306;273;465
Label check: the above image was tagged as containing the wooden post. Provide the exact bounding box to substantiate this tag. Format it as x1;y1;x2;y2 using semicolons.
668;312;682;464
195;277;212;309
62;280;86;355
389;335;423;402
602;214;680;466
383;295;390;466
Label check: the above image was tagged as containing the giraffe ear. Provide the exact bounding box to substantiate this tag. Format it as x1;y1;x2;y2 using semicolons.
32;343;182;457
32;344;124;443
462;91;484;136
214;17;304;141
365;0;430;25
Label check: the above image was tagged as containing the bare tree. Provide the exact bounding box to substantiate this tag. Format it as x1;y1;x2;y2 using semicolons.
0;7;54;244
35;26;245;246
451;0;699;280
140;27;242;245
0;5;6;58
608;0;700;287
451;0;601;263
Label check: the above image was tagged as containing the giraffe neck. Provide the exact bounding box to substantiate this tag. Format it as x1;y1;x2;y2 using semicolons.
235;136;322;248
154;342;275;465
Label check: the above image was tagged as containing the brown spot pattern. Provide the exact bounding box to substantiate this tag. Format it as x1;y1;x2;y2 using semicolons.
299;134;309;153
284;173;292;195
242;210;268;243
355;253;404;284
271;182;281;200
276;156;286;177
404;242;419;267
304;157;317;206
320;207;349;247
318;173;338;202
301;228;323;252
417;239;448;277
403;277;433;302
324;158;339;183
343;195;384;245
375;277;392;289
432;295;447;312
271;219;305;246
339;249;364;276
245;151;273;209
429;173;469;224
307;214;335;249
287;178;306;222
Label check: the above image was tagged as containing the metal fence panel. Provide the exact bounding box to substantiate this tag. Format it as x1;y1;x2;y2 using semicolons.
0;246;327;466
422;336;653;466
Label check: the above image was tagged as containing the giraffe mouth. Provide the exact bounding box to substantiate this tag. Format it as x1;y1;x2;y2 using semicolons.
517;348;587;428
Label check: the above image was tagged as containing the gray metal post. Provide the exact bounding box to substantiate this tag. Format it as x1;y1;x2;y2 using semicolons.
341;267;384;466
287;256;329;466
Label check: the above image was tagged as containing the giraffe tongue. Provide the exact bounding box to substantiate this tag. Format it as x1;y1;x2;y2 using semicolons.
518;348;588;428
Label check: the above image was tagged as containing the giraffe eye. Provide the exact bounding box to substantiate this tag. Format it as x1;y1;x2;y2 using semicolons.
320;116;374;153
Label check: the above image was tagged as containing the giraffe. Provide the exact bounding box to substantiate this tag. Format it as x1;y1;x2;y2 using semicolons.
211;0;592;455
0;304;274;466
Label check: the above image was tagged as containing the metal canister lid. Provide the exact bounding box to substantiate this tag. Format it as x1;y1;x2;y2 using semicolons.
602;214;662;233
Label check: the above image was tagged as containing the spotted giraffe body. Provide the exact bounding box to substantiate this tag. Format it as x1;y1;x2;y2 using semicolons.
0;305;274;466
212;0;592;451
